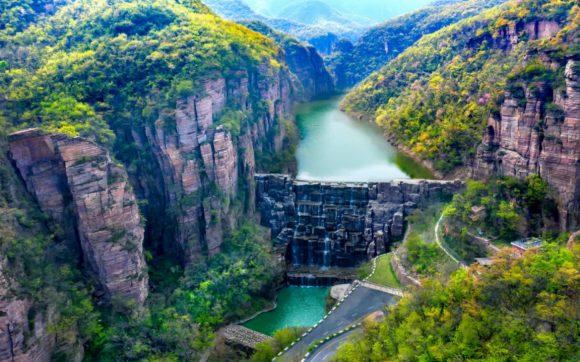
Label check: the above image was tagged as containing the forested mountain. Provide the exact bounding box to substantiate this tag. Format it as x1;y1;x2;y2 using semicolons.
0;0;333;360
244;0;433;23
275;1;374;42
341;0;578;174
327;0;509;87
331;244;580;361
201;0;340;55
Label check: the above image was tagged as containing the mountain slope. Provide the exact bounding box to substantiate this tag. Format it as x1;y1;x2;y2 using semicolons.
327;0;509;87
0;0;333;360
331;245;580;361
237;20;334;98
202;0;340;55
341;0;576;171
276;0;374;41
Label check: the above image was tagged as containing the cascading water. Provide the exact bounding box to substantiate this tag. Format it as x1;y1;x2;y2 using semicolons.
288;182;371;269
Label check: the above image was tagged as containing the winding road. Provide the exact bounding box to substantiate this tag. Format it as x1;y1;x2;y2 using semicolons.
305;329;359;362
280;286;398;361
435;214;466;268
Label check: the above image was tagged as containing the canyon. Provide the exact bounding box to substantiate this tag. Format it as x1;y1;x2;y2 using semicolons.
0;22;335;361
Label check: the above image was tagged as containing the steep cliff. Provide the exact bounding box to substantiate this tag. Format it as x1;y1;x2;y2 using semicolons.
341;0;576;175
1;0;334;267
8;129;149;305
124;66;300;263
0;134;96;362
471;54;580;230
237;20;334;99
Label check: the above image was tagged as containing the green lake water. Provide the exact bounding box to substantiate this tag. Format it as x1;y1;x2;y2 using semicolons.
295;94;434;181
242;287;328;337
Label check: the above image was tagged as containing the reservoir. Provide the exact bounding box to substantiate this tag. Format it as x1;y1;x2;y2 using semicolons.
242;286;328;337
295;94;434;182
242;96;434;338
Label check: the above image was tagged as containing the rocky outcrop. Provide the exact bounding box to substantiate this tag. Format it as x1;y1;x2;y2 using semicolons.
485;20;561;51
0;259;54;362
8;129;148;305
256;174;463;267
125;64;302;264
470;58;580;230
284;44;334;100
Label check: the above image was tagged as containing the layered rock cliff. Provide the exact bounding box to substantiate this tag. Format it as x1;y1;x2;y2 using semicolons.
8;129;148;305
122;64;307;264
471;55;580;230
0;260;54;362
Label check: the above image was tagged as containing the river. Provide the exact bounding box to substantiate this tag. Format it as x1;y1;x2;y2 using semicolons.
295;94;433;182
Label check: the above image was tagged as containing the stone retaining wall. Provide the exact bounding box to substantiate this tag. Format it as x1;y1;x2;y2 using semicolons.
391;253;422;288
391;225;422;288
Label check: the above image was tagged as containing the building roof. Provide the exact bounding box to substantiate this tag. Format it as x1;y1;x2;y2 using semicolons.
511;237;545;251
475;258;494;266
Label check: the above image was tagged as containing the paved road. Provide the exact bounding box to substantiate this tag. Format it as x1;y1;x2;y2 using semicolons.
435;214;466;268
305;329;359;362
281;286;397;361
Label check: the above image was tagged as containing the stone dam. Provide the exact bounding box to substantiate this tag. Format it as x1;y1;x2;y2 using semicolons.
256;174;464;285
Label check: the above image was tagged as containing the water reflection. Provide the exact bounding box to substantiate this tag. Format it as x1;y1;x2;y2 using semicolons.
295;94;434;182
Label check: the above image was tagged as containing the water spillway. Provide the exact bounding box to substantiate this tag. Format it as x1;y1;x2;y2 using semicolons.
256;175;464;272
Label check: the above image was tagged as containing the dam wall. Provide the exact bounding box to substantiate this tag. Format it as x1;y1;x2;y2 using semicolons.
256;174;464;269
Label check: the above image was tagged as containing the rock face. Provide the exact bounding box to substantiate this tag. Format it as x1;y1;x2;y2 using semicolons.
0;259;54;362
8;129;148;305
124;64;311;264
256;174;463;267
470;58;580;230
283;43;334;100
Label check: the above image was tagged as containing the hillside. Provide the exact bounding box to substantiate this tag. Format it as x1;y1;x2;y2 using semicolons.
341;0;577;173
276;0;374;42
327;0;509;87
330;244;580;361
202;0;340;55
0;0;333;360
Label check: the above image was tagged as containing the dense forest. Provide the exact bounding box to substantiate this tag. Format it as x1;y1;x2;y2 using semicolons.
331;243;580;361
326;0;509;87
341;0;579;173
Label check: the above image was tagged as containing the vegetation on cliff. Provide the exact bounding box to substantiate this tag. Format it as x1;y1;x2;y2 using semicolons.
0;132;99;359
86;224;281;361
0;0;298;360
327;0;508;87
331;244;580;361
446;176;558;241
0;0;285;145
341;0;579;172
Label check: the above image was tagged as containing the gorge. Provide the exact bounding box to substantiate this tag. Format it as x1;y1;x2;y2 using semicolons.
1;0;580;361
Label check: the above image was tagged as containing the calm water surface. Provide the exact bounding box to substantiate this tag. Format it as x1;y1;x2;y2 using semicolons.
295;95;433;181
242;287;328;336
